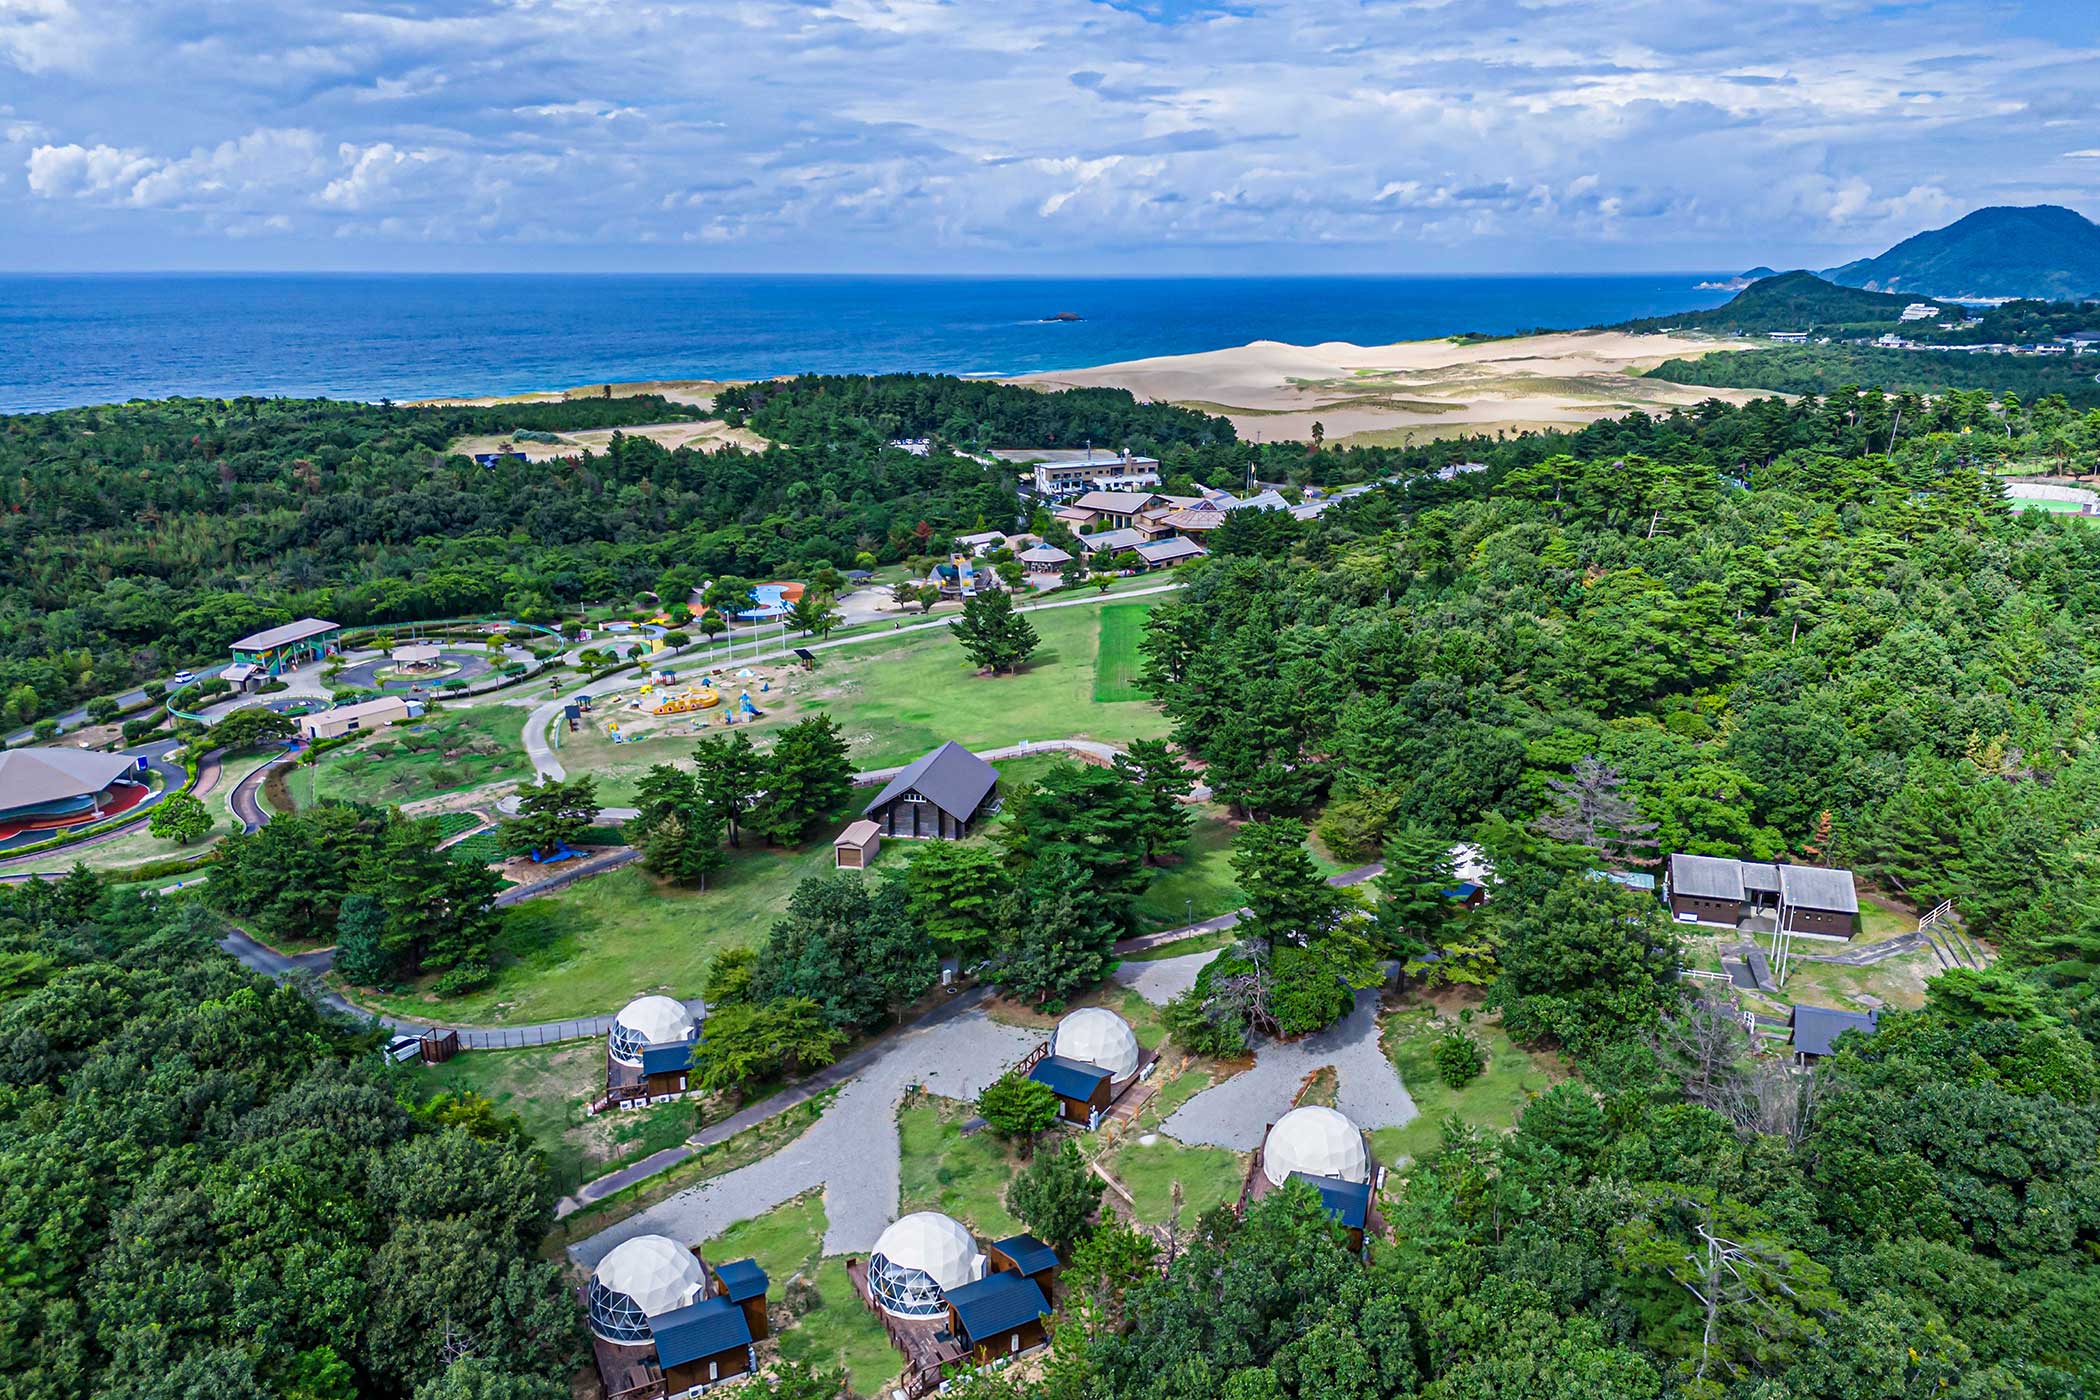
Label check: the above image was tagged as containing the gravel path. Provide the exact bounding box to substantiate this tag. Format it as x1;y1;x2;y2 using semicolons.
1112;946;1225;1006
570;1007;1040;1269
1160;989;1416;1154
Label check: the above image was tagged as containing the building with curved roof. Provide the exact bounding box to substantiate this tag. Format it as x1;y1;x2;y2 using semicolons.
605;995;702;1108
609;995;699;1066
584;1236;771;1397
1261;1106;1370;1188
586;1235;712;1343
0;747;149;837
867;1211;982;1317
1051;1007;1140;1086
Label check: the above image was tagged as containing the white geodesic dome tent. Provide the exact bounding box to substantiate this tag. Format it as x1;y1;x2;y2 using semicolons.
587;1234;711;1342
609;995;698;1067
867;1212;982;1318
1262;1105;1370;1188
1051;1007;1140;1086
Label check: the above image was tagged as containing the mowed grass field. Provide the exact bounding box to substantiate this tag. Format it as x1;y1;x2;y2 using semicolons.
1092;602;1153;702
803;600;1170;768
362;757;1099;1024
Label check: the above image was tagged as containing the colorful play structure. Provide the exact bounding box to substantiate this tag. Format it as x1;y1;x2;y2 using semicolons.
652;687;722;715
732;580;806;621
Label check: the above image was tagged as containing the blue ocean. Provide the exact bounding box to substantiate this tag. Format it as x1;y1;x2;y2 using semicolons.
0;273;1736;414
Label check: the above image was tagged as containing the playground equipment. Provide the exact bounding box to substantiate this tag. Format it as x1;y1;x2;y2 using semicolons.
739;692;759;717
652;688;721;716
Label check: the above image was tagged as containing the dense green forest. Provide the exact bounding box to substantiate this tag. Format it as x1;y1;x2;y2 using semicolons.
0;391;1052;727
1646;345;2100;407
1150;387;2100;999
1824;203;2100;302
715;373;1236;451
0;874;581;1400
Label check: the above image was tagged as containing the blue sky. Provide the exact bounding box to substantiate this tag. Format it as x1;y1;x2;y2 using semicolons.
1;0;2094;273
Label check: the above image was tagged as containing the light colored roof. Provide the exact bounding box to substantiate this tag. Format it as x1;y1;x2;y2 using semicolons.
1263;1106;1369;1187
835;819;882;847
591;1235;710;1327
1134;537;1205;563
1779;863;1858;913
230;617;339;651
864;740;998;822
392;643;442;663
1155;506;1229;532
310;696;408;724
1070;491;1161;513
1081;528;1148;553
1052;1008;1140;1083
871;1212;979;1291
610;995;699;1066
1226;489;1291;512
957;531;1007;546
1669;853;1745;901
0;748;139;808
1019;545;1073;564
1739;863;1782;893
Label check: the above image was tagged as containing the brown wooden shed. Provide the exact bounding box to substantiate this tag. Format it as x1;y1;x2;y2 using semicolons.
835;819;882;869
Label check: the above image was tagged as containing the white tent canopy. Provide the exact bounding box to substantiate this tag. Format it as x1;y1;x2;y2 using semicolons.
1262;1105;1370;1187
1051;1007;1140;1085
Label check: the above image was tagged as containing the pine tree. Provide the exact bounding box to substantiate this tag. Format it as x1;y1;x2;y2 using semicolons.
1115;738;1195;863
751;715;853;845
1375;823;1457;963
952;589;1041;673
692;731;766;846
994;852;1119;1007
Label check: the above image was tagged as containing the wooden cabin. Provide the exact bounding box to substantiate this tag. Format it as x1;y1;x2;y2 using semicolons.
1026;1054;1115;1125
862;741;998;841
942;1271;1050;1363
986;1234;1059;1298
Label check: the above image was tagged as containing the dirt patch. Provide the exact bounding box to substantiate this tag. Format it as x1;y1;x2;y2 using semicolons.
448;419;769;461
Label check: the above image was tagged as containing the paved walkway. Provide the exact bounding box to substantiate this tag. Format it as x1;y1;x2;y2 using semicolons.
569;1002;1041;1268
523;583;1184;782
1112;946;1224;1005
1159;988;1417;1155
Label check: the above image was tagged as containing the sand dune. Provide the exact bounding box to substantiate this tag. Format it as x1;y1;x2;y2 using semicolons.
1014;331;1768;445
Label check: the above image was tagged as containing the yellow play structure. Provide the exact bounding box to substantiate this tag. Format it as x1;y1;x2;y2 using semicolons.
651;687;722;715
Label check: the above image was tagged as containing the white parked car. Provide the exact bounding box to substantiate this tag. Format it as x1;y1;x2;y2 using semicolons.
171;670;195;685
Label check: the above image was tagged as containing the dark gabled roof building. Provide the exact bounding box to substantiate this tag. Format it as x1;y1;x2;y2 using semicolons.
1667;853;1859;939
944;1270;1052;1362
863;741;998;841
1790;1004;1878;1059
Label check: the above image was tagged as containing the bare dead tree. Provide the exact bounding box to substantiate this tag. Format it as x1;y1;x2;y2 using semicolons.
1533;757;1660;868
1655;997;1751;1113
1209;938;1280;1036
1718;1054;1823;1149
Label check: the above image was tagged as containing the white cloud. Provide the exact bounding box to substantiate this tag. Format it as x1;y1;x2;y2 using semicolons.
26;141;154;198
0;0;101;75
1;0;2095;267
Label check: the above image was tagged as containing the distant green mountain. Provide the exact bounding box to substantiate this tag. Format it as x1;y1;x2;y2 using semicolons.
1824;204;2100;301
1618;270;1949;334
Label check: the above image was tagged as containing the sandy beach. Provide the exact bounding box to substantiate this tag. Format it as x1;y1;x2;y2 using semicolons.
1013;330;1768;445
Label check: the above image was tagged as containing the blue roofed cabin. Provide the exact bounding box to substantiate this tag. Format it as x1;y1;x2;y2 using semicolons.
584;1235;767;1397
1024;1007;1145;1128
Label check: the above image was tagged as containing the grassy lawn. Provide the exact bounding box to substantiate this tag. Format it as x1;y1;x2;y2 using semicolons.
896;1093;1025;1240
1096;1067;1246;1228
1368;1005;1562;1169
1092;603;1152;702
307;704;534;807
702;1194;900;1397
1129;801;1342;935
415;1040;696;1194
1763;952;1935;1013
801;602;1170;769
1118;930;1235;963
362;834;840;1023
